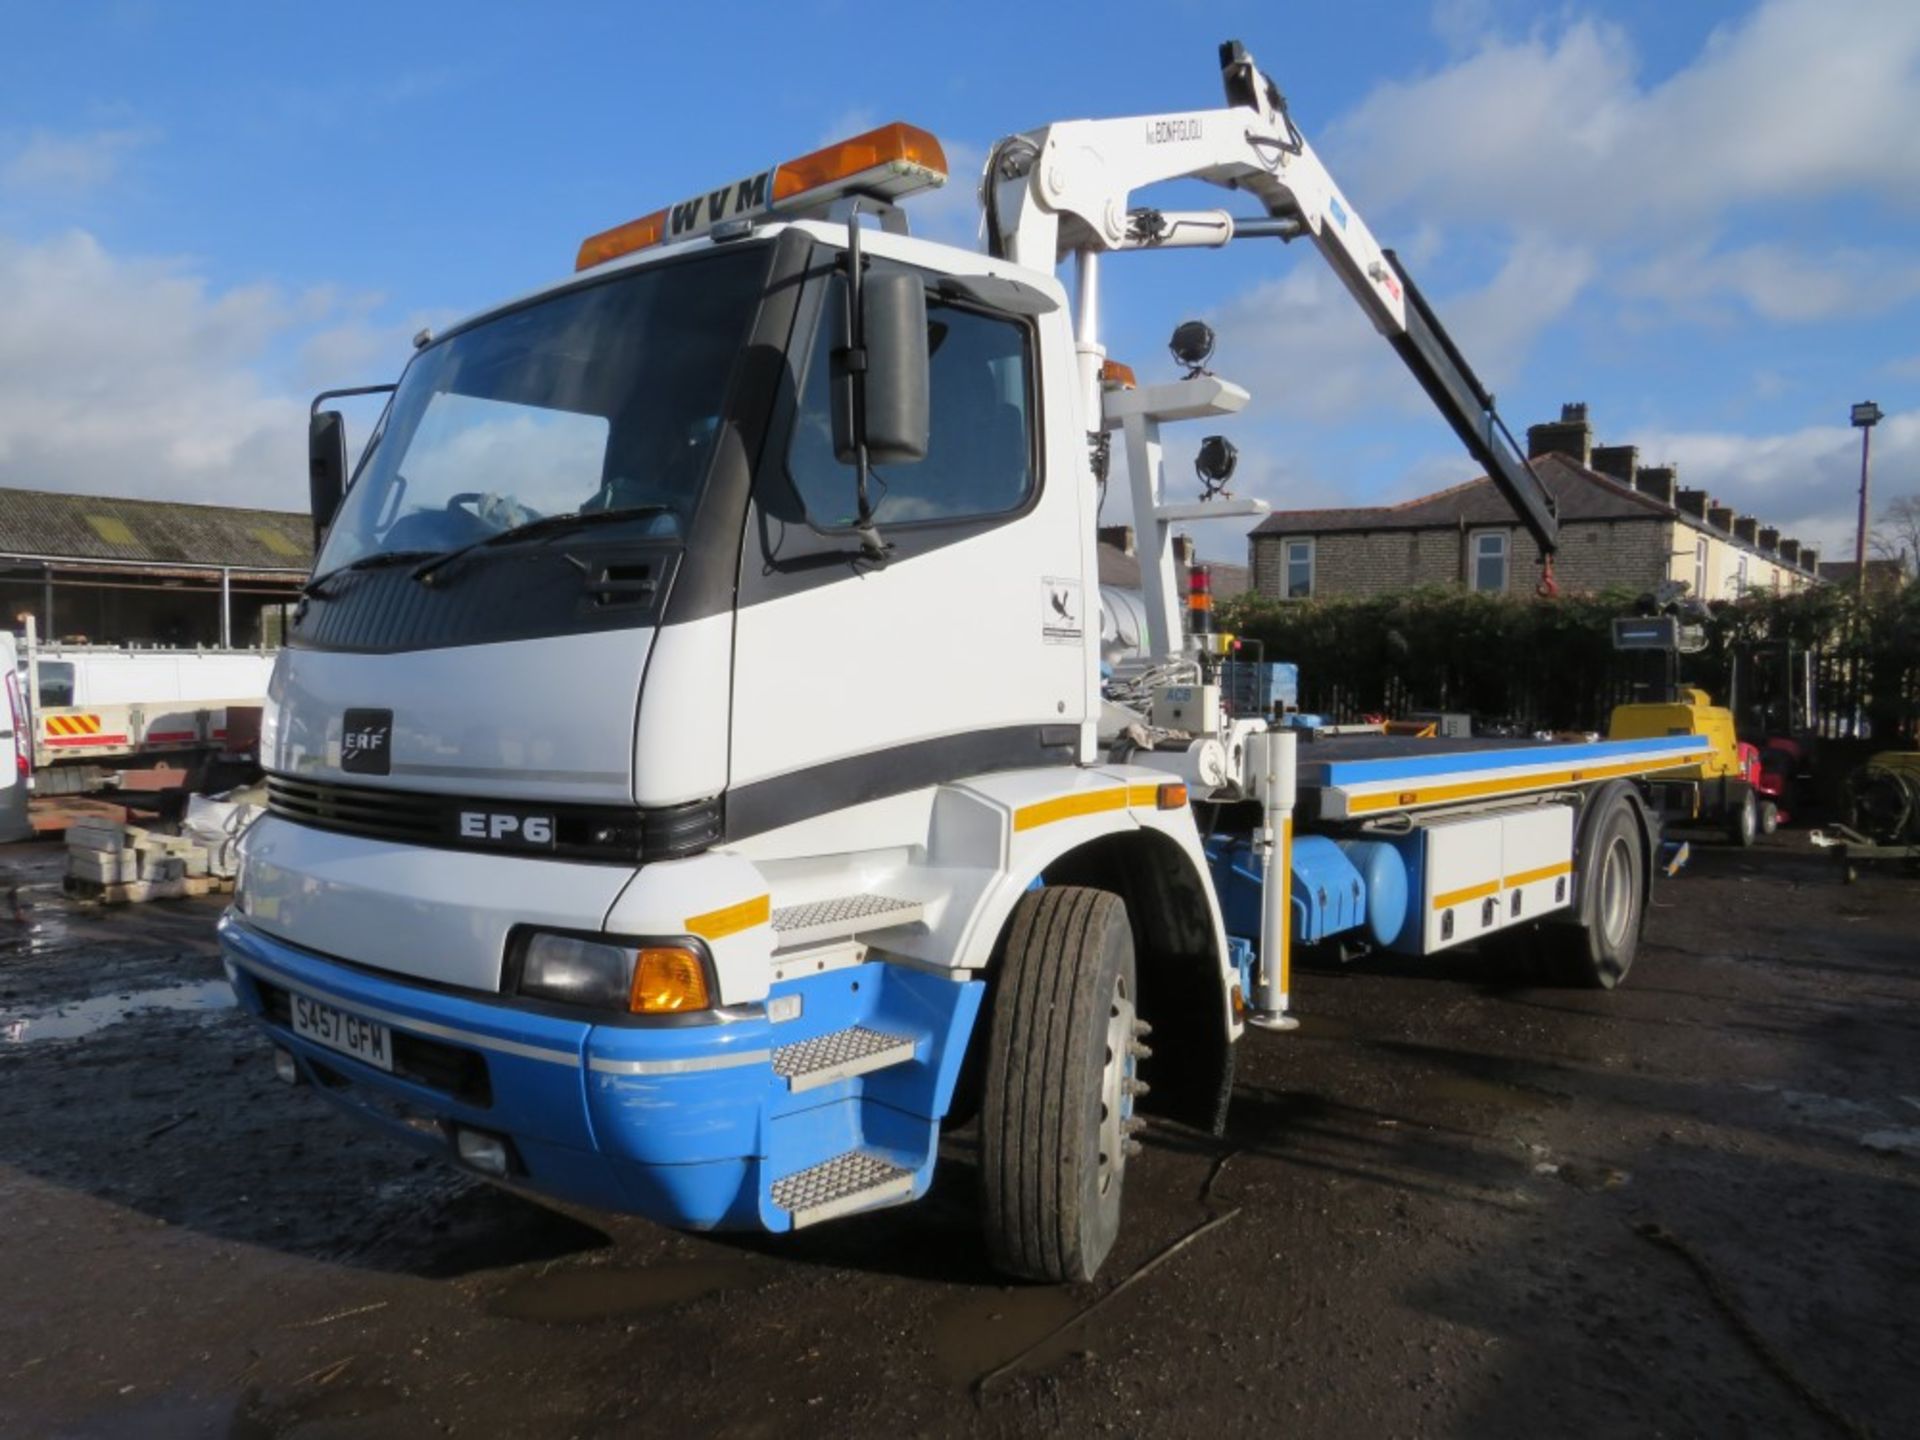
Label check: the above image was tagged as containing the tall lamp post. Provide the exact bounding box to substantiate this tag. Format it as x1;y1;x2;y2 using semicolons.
1851;400;1882;599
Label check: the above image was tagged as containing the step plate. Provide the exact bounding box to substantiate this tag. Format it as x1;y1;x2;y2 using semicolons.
773;1025;917;1093
771;1150;916;1228
771;894;925;949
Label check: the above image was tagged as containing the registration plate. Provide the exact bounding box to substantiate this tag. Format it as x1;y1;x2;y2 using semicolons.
291;993;394;1072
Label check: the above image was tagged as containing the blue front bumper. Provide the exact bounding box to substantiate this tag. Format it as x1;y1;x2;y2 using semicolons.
219;914;980;1231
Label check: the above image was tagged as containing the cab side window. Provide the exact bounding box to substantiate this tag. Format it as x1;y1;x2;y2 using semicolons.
788;283;1036;528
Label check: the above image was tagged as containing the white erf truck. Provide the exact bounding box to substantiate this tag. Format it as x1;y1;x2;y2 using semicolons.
222;43;1706;1282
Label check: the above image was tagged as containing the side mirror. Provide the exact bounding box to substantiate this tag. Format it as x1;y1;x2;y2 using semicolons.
309;409;348;545
832;270;929;467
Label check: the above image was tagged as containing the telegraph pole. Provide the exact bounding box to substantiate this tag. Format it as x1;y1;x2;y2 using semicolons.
1851;401;1882;599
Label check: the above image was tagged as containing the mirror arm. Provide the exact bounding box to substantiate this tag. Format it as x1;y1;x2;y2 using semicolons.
310;383;396;416
841;209;890;563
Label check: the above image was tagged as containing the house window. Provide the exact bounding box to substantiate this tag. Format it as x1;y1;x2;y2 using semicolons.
1729;552;1748;597
1282;537;1313;598
1694;537;1708;598
1470;531;1508;592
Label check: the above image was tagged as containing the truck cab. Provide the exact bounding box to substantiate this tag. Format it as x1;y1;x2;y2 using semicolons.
224;127;1231;1276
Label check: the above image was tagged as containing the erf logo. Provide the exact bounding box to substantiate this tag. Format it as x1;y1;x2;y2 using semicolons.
458;812;556;848
340;709;392;775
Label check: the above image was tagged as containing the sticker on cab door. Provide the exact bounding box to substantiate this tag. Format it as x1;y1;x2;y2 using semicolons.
1041;578;1083;645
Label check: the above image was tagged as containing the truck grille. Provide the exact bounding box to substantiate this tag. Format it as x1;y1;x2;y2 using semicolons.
264;774;722;864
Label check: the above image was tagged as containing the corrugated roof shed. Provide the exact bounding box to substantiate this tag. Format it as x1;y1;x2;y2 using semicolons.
0;487;312;572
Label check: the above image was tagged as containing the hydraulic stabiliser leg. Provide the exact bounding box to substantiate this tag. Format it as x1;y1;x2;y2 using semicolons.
1247;728;1299;1033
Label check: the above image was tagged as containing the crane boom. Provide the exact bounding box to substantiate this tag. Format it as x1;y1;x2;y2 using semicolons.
986;39;1558;557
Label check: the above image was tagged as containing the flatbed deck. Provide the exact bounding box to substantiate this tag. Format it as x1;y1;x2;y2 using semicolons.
1295;732;1708;821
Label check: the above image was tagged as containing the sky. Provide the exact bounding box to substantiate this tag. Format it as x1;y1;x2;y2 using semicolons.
1;0;1916;566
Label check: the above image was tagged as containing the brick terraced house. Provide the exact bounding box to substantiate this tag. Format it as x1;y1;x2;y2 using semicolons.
1249;405;1823;602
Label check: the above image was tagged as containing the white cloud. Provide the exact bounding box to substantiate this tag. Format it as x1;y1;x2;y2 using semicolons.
1329;0;1920;239
0;230;340;510
1;127;152;193
1619;241;1920;324
1632;410;1920;559
899;139;985;250
1209;230;1592;425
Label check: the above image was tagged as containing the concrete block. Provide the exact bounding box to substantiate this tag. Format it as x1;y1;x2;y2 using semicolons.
67;821;125;854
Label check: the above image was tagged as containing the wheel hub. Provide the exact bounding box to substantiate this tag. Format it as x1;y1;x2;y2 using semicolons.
1097;974;1136;1196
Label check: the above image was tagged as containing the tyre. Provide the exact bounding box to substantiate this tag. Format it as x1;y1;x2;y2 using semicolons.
1758;799;1780;836
1727;788;1757;848
1543;791;1647;989
981;886;1142;1283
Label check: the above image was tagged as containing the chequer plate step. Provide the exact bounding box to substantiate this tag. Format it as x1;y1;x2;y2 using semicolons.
771;1025;917;1093
770;1149;915;1228
769;894;925;949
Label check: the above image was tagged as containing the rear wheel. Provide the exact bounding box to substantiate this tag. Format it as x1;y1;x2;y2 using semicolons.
1542;791;1647;989
1758;799;1780;835
981;887;1141;1283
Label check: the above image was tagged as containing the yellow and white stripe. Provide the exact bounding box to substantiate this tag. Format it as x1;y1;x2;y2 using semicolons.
1432;860;1572;911
1012;784;1169;833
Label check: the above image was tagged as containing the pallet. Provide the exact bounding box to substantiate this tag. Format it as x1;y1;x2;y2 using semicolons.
63;874;236;905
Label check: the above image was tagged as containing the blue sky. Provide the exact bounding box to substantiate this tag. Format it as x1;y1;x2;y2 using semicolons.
2;0;1915;564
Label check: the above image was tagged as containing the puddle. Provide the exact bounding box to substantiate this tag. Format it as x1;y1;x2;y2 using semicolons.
925;1285;1087;1387
487;1256;760;1323
0;979;234;1045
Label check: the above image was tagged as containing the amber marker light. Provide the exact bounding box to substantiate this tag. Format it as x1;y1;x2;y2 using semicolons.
629;946;713;1014
575;121;948;272
771;122;948;203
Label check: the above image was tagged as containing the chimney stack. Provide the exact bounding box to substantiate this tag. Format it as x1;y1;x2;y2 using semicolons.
1800;546;1820;572
1758;526;1780;554
1733;516;1759;544
1708;502;1735;531
1172;534;1196;567
1590;443;1639;487
1635;465;1678;506
1675;487;1710;519
1526;402;1593;466
1098;524;1136;556
1779;538;1801;566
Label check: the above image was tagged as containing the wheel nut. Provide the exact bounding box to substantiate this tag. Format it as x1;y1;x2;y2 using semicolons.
1133;1019;1154;1038
1130;1041;1154;1060
1123;1138;1145;1158
1123;1077;1151;1097
1123;1116;1148;1135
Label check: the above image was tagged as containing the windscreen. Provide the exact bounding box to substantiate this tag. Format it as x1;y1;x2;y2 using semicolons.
315;246;771;573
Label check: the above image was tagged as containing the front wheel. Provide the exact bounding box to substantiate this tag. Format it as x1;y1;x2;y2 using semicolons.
1759;799;1780;835
981;887;1142;1283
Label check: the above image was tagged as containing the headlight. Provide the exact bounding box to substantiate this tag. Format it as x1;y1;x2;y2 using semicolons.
515;931;713;1015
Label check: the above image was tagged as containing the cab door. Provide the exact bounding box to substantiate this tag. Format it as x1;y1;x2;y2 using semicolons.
726;253;1090;846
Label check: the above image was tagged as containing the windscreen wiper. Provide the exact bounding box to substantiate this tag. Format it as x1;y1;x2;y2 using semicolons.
302;549;440;600
410;505;672;587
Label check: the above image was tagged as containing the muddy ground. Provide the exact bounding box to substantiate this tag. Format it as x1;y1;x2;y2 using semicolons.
0;835;1916;1439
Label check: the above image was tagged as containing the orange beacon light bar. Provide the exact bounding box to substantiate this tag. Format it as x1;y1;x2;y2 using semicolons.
575;122;949;272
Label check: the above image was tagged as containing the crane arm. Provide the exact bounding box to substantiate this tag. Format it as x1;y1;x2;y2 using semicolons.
988;40;1558;556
